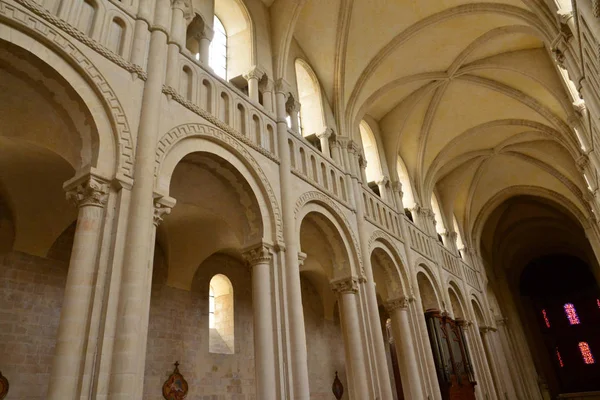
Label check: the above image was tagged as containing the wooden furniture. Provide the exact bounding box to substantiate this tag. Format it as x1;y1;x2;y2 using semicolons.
425;309;476;400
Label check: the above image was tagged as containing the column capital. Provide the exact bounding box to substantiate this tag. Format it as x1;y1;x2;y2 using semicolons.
243;243;273;265
286;98;301;114
259;77;274;92
65;175;109;208
479;325;497;334
274;78;292;96
347;140;361;155
376;175;389;186
171;0;188;11
188;17;213;41
316;128;333;140
384;296;409;313
495;316;509;326
244;66;266;81
330;276;359;294
153;197;175;227
298;251;307;266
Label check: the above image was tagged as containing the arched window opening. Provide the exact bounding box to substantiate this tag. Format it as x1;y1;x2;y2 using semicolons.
359;121;383;186
108;18;126;56
77;0;96;36
579;342;595;364
180;66;193;101
209;274;234;354
209;16;227;80
294;60;325;137
557;347;564;367
397;157;415;208
542;309;551;328
564;303;580;325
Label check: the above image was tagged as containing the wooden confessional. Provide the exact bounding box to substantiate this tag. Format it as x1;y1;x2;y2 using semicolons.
425;309;476;400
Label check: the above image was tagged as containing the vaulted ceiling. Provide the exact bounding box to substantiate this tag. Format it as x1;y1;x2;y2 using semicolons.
289;0;589;245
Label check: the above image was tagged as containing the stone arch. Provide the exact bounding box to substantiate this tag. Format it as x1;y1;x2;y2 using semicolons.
447;280;468;320
416;262;443;310
368;230;410;298
154;123;283;246
296;202;358;280
470;294;488;326
0;6;136;179
294;191;363;273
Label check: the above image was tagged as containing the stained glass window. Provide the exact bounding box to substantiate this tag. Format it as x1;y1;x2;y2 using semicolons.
542;309;551;328
579;342;595;364
597;298;600;309
556;347;564;367
564;303;580;325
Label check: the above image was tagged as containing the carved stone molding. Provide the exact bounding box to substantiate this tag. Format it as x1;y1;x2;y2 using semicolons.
0;0;137;180
65;177;109;208
153;201;172;227
285;99;301;114
243;243;273;266
298;252;307;266
384;296;409;313
330;276;359;294
594;0;600;18
155;123;283;245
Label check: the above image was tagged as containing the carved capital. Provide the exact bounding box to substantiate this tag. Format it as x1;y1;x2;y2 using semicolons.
298;251;307;266
259;77;274;92
243;66;265;81
243;243;272;266
65;176;109;208
286;99;301;114
330;276;359;294
274;78;292;96
552;47;566;69
376;176;389;186
495;317;508;326
153;200;173;227
316;128;333;140
479;325;496;334
171;0;187;11
347;140;361;155
384;296;409;313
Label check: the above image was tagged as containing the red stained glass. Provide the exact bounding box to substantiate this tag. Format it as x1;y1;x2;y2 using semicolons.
542;309;551;328
556;347;564;367
564;303;580;325
579;342;595;364
597;299;600;309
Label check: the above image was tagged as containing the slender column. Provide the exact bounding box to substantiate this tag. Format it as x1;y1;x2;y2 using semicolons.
347;139;394;399
391;180;404;213
467;322;497;400
165;0;187;89
496;317;527;399
243;244;277;400
287;99;301;135
260;78;274;113
480;326;505;399
385;297;425;400
244;67;265;104
47;176;109;399
331;277;370;399
130;0;153;67
108;0;172;397
359;155;368;184
376;176;390;203
275;79;310;399
196;27;214;65
316;128;332;158
441;230;459;254
330;139;342;165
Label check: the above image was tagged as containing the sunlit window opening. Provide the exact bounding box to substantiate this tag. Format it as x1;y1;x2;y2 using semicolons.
209;16;227;80
542;309;551;328
564;303;580;325
208;274;234;354
579;342;595;364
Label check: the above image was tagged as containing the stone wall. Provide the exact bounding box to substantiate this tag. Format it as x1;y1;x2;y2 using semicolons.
301;276;348;400
0;251;67;400
143;251;256;400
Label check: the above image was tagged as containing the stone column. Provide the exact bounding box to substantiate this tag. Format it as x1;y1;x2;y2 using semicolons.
359;155;369;184
316;128;333;157
331;277;370;399
286;99;301;134
130;0;153;67
260;78;274;113
496;317;527;399
376;176;390;203
480;326;506;399
275;79;310;399
441;230;459;254
108;0;172;397
391;180;404;213
385;297;425;400
165;0;187;89
330;139;342;165
243;244;277;400
47;175;109;400
195;27;214;65
244;67;265;104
